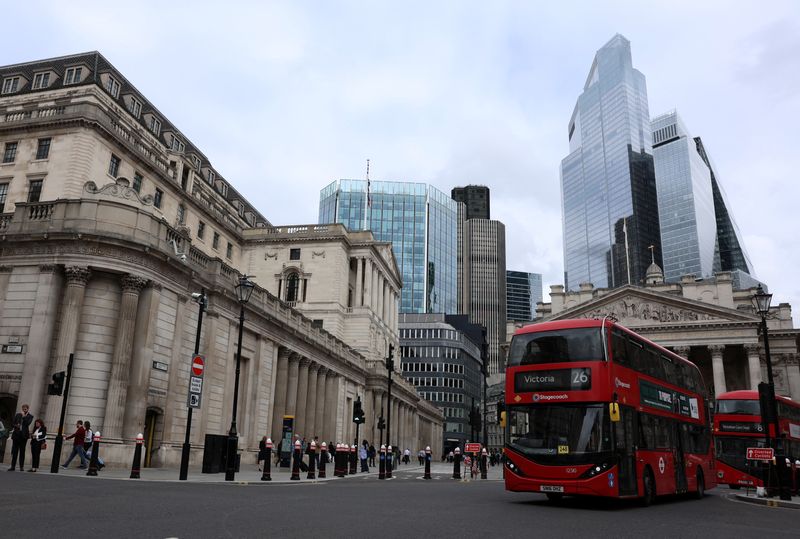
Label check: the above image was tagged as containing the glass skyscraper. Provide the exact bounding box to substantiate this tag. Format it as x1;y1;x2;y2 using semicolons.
319;179;459;314
560;34;662;291
506;271;543;321
652;110;756;283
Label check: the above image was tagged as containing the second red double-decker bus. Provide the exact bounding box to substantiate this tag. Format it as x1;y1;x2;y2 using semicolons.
714;389;800;489
504;318;715;505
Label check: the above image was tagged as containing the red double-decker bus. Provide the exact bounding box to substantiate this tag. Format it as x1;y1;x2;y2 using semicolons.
713;390;800;489
504;318;715;505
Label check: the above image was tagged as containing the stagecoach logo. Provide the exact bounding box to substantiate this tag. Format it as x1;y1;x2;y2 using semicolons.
532;393;569;402
658;457;666;474
614;377;631;389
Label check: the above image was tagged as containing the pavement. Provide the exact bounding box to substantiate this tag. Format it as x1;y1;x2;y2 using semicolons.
731;489;800;509
43;460;505;483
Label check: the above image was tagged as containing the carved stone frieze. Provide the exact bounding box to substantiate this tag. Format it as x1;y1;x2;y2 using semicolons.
312;251;325;259
575;297;715;324
265;252;278;260
38;264;58;273
83;178;154;206
121;274;149;294
64;265;92;286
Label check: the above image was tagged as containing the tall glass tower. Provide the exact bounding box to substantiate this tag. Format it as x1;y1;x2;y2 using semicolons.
560;34;662;291
652;110;756;285
506;271;543;321
319;179;459;314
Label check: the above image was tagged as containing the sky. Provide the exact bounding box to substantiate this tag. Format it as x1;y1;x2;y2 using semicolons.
3;0;799;321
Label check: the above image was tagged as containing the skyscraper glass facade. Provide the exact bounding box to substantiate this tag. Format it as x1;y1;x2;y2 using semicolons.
651;111;756;283
561;34;662;291
506;270;543;321
319;179;459;314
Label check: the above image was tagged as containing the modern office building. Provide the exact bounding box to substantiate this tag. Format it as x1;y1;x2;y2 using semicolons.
651;111;756;285
0;52;442;467
451;185;490;220
560;34;662;291
506;270;543;321
319;180;459;314
461;219;506;375
399;313;485;455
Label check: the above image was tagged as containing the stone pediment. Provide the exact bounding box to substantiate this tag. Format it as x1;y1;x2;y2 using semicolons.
551;285;757;327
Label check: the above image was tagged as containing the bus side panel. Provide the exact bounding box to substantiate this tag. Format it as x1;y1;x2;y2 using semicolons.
637;450;677;496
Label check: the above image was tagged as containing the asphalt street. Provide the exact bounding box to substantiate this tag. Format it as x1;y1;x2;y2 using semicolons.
2;466;797;539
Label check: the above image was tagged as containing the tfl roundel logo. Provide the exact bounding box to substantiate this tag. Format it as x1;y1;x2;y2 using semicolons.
533;394;541;402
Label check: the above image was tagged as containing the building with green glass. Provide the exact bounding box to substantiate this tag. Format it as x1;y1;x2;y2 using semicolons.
319;179;459;314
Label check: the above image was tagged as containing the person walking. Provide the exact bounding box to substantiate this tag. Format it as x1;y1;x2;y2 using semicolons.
61;420;88;469
83;421;94;453
368;444;376;467
8;404;33;471
258;436;268;471
29;419;47;472
403;448;411;465
359;442;369;472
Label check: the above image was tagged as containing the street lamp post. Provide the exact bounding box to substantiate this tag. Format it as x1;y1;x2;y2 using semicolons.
225;275;255;482
385;344;394;477
180;288;207;480
481;338;489;449
752;285;791;501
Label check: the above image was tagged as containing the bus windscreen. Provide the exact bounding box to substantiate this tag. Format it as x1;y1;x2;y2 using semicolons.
507;327;603;367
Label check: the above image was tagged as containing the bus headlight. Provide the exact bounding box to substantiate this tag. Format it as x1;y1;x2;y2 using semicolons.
505;458;525;477
579;460;613;479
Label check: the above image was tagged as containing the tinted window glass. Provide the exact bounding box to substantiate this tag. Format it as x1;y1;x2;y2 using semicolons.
507;328;603;366
716;399;760;415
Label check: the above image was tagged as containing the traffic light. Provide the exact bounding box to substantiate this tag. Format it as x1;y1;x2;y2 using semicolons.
377;417;386;430
386;344;395;371
47;371;65;396
499;411;507;428
352;397;365;424
496;400;506;424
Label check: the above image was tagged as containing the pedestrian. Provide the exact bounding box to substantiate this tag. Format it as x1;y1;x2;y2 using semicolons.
403;448;410;465
8;403;33;471
61;420;88;469
258;435;268;471
418;449;425;466
83;420;94;453
29;419;47;472
359;442;368;472
368;444;376;467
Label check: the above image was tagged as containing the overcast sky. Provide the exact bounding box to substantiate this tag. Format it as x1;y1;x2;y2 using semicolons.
3;1;799;321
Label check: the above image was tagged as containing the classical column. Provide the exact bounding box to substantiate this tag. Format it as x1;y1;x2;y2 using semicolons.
372;267;379;312
304;362;320;438
284;353;301;429
786;354;800;401
103;274;148;441
391;398;399;446
271;348;291;443
374;391;384;444
355;257;364;307
19;265;61;416
383;282;390;324
323;371;338;441
314;367;328;441
45;266;91;426
364;259;373;309
294;357;311;437
123;282;161;441
363;388;373;444
709;345;727;396
377;276;384;322
745;344;763;390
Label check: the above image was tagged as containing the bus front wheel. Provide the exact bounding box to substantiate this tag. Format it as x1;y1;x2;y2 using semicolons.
693;471;705;500
642;469;656;507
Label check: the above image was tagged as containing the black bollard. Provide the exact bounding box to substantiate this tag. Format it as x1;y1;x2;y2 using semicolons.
307;441;317;480
480;449;488;480
349;444;357;475
452;448;462;480
386;445;393;479
87;431;101;477
318;442;327;478
378;444;386;480
290;440;301;481
261;439;273;481
130;433;144;479
424;446;432;480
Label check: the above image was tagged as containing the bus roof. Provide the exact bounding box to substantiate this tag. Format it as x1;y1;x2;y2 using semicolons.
717;389;797;406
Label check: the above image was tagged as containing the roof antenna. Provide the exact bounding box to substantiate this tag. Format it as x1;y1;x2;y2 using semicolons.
648;244;655;265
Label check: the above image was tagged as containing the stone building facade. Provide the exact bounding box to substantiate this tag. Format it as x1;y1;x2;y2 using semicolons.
529;271;800;400
0;52;441;467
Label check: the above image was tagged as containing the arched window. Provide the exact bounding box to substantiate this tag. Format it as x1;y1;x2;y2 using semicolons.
286;272;300;302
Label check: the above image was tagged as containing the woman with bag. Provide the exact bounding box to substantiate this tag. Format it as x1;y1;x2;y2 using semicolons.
29;419;47;472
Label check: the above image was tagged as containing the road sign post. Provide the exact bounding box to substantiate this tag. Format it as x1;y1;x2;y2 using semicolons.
188;355;205;409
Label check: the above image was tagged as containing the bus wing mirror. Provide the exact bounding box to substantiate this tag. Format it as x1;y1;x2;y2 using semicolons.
609;402;620;422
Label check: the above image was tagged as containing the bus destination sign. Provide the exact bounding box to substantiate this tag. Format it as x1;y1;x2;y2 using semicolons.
514;368;591;393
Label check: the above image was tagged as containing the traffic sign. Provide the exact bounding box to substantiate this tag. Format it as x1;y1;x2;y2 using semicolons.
465;443;482;453
191;356;205;376
746;447;774;461
187;355;205;409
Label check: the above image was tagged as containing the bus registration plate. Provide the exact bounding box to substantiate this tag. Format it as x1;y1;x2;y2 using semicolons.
540;485;564;493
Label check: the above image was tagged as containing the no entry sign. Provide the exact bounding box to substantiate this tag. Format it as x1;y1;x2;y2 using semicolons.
746;447;774;461
187;355;205;409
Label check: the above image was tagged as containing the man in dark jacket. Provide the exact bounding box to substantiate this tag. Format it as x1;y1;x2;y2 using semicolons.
8;404;33;471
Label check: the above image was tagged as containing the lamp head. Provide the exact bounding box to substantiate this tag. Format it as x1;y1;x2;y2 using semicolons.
752;284;772;317
236;275;256;304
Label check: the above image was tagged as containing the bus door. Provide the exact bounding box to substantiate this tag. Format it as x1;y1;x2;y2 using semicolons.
614;406;638;496
673;423;687;493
